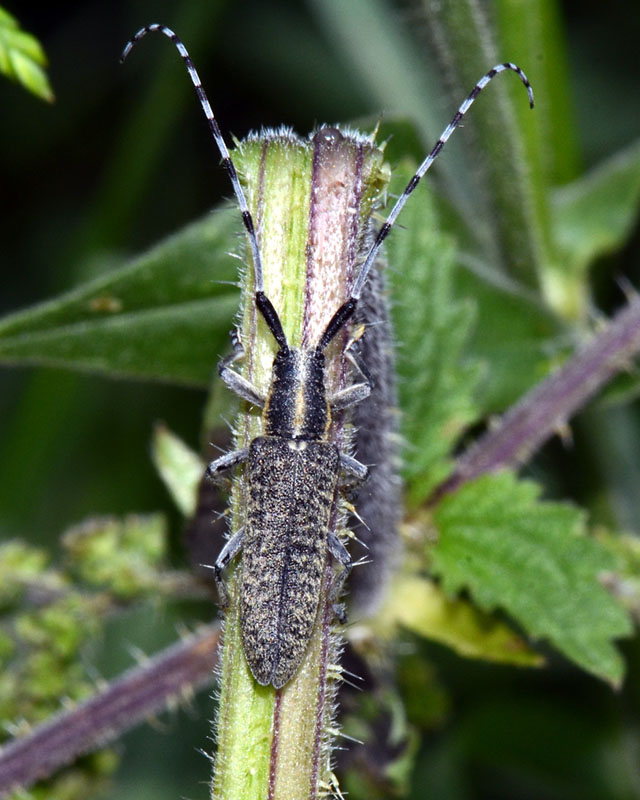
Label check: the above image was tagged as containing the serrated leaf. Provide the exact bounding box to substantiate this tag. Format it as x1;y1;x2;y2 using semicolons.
0;6;53;102
553;139;640;278
387;169;480;504
0;208;240;386
389;575;543;667
431;472;633;685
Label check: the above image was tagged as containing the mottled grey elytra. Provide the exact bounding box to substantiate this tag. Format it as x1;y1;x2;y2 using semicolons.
122;23;534;689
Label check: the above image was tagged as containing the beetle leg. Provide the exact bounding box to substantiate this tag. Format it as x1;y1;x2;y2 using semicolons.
338;452;369;489
328;532;352;622
214;527;244;608
206;448;249;485
329;346;373;412
219;329;266;408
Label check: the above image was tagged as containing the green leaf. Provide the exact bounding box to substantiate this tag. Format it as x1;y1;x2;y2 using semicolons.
431;472;633;685
387;168;480;504
0;209;240;386
0;6;53;102
151;424;204;516
552;139;640;277
413;0;550;292
387;575;543;667
454;267;561;412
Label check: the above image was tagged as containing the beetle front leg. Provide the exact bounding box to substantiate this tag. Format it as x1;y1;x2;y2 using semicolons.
329;340;373;412
219;328;267;409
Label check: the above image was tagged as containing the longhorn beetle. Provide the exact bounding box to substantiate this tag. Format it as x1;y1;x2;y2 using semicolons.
122;25;534;689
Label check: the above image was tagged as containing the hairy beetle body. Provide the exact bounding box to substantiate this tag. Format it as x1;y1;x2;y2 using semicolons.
243;437;339;688
209;328;367;688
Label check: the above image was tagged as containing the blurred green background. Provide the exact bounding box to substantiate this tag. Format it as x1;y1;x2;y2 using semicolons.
2;1;640;798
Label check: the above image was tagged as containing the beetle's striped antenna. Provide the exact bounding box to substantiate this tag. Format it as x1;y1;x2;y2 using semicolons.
350;62;534;302
317;62;534;351
121;27;533;352
120;24;266;296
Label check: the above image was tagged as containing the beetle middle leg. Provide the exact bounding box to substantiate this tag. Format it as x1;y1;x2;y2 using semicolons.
338;452;369;496
206;447;249;606
206;447;249;484
213;527;245;607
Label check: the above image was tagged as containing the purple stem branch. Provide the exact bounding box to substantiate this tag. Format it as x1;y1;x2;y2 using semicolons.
0;624;220;798
431;296;640;503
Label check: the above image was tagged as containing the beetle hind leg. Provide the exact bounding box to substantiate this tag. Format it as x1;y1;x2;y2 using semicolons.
328;531;353;623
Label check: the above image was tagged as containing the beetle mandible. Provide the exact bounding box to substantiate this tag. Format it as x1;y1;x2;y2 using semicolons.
122;24;534;689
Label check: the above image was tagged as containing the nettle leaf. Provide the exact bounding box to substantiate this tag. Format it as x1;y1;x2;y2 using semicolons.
454;267;561;412
553;139;640;277
431;471;633;685
0;209;240;386
388;169;480;505
0;6;53;102
388;575;542;667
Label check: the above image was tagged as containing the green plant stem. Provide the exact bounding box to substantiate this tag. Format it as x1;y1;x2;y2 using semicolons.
211;131;388;800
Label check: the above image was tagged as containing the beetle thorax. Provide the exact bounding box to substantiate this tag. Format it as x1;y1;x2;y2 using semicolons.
263;347;330;440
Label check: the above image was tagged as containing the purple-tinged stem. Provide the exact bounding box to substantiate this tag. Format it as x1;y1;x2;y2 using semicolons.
431;296;640;503
0;625;220;797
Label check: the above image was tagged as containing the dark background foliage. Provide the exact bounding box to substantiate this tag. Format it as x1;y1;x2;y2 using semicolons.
1;1;640;798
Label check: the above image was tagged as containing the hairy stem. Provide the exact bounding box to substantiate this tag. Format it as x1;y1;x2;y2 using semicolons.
432;296;640;502
211;131;388;800
0;625;220;797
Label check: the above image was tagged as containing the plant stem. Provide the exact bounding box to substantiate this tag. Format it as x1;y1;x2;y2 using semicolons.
0;625;220;797
431;296;640;502
211;130;388;800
